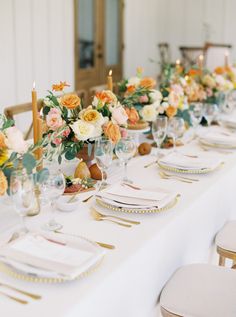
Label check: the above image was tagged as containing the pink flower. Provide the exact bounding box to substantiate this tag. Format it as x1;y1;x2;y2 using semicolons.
111;106;128;125
46;108;63;130
206;87;213;97
5;126;28;153
62;127;70;137
120;127;128;138
52;137;62;146
168;91;180;108
171;84;184;96
139;95;149;103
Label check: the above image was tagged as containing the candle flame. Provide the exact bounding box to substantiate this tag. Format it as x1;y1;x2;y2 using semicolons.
225;50;229;57
109;70;112;76
176;59;180;65
185;75;189;81
33;81;36;89
199;54;204;61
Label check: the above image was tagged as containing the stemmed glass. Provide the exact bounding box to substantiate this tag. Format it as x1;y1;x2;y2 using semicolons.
152;116;168;158
10;169;35;232
115;136;136;183
189;103;203;135
168;117;185;152
203;103;219;126
41;166;65;231
94;137;113;189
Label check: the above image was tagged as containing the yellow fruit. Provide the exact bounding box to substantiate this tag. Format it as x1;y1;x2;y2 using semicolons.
74;161;91;179
138;142;151;155
89;163;107;180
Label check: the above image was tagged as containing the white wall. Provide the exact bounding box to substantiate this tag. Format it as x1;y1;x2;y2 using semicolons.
1;0;236;111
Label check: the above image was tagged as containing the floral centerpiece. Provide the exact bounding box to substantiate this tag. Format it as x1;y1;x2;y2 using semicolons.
118;68;163;127
0;115;47;196
42;82;128;163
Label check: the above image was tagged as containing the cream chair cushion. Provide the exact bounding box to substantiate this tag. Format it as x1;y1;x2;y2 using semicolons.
215;221;236;252
160;264;236;317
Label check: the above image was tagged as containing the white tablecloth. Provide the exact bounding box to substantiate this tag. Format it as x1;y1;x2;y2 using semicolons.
1;130;236;317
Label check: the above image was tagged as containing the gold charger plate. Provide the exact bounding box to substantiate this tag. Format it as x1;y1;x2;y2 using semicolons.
157;161;224;175
96;195;180;214
0;235;104;284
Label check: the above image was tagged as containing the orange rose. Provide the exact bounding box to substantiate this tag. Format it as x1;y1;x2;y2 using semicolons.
0;132;7;149
126;85;136;94
188;69;201;77
140;77;156;89
104;122;121;143
0;170;7;196
214;67;225;75
52;81;70;91
95;91;116;104
61;94;81;110
166;106;177;118
125;107;140;125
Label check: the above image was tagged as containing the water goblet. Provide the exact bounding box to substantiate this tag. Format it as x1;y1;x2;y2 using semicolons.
10;169;35;232
152;116;168;158
168;117;185;152
203;103;219;126
115;136;136;183
189;103;203;135
94;137;113;189
41;167;65;231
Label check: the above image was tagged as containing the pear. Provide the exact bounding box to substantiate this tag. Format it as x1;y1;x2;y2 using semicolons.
74;161;91;179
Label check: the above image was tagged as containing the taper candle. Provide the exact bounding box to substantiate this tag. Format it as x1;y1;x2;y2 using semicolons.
224;51;229;68
32;81;38;145
198;55;204;74
107;70;113;91
36;117;43;171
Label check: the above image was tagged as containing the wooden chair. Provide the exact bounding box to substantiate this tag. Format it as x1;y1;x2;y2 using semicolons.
160;264;236;317
4;99;44;140
158;42;171;65
204;42;232;71
215;221;236;268
179;46;204;69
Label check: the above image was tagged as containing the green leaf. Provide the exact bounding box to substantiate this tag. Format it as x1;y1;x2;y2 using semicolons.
65;150;76;160
58;155;62;165
87;143;92;157
43;106;51;116
22;153;36;174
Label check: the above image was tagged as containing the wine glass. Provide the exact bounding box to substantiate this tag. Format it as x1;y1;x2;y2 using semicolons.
41;167;65;231
189;103;203;135
203;103;219;126
168;117;185;152
115;136;136;183
152;116;168;158
10;169;35;232
94;137;113;189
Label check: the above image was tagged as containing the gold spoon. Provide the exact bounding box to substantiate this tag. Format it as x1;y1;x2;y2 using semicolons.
90;208;132;228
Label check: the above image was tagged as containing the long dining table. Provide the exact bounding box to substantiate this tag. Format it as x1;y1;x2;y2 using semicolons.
0;127;236;317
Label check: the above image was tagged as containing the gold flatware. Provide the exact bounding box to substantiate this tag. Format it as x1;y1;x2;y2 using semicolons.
122;182;141;190
159;171;192;183
0;290;28;304
144;160;157;168
82;194;94;203
54;230;115;250
0;282;41;300
90;208;132;228
91;207;140;225
161;171;199;182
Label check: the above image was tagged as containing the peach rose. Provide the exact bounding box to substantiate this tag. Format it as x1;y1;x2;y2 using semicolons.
95;91;117;105
103;122;121;143
46;108;63;130
111;106;128;125
0;170;7;196
125;107;139;125
61;94;81;110
52;81;70;91
140;77;156;89
0;132;7;149
166;106;177;118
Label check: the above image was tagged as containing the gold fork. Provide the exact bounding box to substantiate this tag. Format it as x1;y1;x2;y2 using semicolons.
90;208;132;228
91;207;140;225
159;171;193;183
0;290;28;304
0;282;41;300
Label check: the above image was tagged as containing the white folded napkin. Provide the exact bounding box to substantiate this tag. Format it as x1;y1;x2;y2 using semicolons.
199;131;236;146
0;232;105;280
159;152;222;170
220;118;236;129
97;183;176;208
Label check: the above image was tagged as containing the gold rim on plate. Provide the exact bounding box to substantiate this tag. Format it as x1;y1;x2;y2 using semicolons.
199;139;236;150
96;195;180;214
0;236;104;284
157;161;224;175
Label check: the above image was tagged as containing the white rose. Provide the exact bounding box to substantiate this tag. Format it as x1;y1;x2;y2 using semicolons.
5;126;28;153
149;90;163;102
126;76;141;87
161;102;169;110
202;74;216;88
140;104;157;122
70;120;95;141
